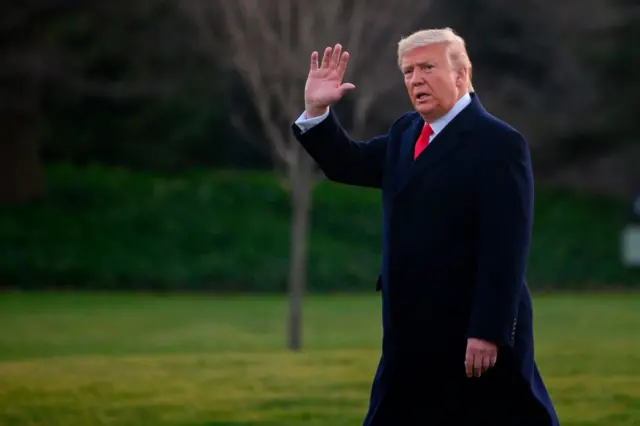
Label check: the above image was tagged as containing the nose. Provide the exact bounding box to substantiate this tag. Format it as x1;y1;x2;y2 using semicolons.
409;69;424;86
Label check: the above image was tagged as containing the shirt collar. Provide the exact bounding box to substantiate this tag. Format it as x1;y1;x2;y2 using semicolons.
427;92;472;137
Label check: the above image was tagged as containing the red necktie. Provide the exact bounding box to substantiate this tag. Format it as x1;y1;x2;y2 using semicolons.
414;123;434;159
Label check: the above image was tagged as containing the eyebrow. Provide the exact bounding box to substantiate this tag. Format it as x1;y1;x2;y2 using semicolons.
402;60;436;71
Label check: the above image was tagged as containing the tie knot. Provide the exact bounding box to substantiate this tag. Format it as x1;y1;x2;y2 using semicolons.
422;122;434;136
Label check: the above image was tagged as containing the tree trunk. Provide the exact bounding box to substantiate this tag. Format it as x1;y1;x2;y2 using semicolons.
0;108;45;204
0;69;44;204
286;144;314;352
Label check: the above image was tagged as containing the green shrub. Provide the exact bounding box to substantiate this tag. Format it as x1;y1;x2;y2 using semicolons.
0;164;637;291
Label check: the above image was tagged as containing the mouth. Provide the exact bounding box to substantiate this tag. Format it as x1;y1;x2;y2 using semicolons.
415;92;431;102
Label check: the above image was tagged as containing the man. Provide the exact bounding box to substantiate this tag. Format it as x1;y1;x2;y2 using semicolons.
291;28;560;425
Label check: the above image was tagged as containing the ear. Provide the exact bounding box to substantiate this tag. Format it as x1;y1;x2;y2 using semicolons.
456;67;468;87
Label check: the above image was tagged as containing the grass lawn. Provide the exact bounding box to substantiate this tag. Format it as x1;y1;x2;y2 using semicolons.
0;292;638;425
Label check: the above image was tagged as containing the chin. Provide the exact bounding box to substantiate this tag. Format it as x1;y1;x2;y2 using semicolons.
415;103;435;116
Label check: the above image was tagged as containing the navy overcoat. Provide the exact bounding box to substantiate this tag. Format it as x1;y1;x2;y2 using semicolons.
292;93;560;425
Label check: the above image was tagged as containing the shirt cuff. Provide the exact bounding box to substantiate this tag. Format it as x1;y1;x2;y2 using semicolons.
294;108;330;133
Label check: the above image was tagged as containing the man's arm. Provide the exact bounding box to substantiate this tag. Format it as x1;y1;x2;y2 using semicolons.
291;108;399;189
467;130;534;347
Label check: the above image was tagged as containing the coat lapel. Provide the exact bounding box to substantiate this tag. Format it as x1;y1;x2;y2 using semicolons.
393;94;484;198
394;116;424;192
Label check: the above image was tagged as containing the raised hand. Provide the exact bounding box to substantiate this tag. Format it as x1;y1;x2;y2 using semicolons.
304;44;355;118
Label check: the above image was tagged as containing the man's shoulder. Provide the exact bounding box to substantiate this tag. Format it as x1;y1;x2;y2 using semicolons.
476;110;521;137
472;111;532;166
388;110;421;133
474;110;528;148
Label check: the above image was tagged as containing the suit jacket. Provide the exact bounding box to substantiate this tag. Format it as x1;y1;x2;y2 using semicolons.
292;93;560;425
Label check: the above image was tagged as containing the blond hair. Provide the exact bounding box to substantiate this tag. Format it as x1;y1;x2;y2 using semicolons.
397;27;474;92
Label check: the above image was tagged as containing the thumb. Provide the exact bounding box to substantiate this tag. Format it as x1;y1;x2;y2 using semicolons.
338;82;355;95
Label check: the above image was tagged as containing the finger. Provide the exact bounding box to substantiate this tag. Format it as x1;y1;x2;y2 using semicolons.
481;355;492;375
337;51;350;77
490;354;498;368
465;353;474;377
310;51;319;71
320;46;332;69
330;43;342;68
338;82;355;94
473;355;483;377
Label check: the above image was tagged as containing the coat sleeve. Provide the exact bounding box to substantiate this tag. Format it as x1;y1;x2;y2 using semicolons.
291;109;403;188
467;129;534;347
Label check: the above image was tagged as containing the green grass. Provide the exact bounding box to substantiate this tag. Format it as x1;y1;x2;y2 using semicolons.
0;293;639;425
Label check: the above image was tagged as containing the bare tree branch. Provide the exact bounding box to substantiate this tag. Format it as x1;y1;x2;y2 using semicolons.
180;0;432;161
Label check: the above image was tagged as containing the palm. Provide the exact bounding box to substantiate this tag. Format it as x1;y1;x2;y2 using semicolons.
305;44;355;112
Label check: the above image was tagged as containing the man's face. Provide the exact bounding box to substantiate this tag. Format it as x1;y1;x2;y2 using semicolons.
400;43;464;122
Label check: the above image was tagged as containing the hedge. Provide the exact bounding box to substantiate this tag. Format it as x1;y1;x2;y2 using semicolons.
0;164;638;291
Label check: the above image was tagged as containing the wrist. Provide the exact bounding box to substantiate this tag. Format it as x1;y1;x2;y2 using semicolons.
305;106;329;119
